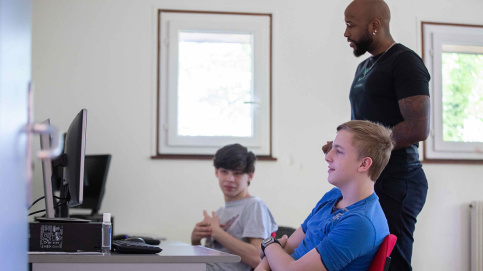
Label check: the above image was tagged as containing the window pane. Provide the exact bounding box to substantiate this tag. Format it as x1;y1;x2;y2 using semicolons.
177;31;253;137
442;50;483;142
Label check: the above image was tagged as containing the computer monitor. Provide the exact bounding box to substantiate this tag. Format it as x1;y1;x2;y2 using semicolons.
37;109;88;222
61;109;87;208
73;154;111;215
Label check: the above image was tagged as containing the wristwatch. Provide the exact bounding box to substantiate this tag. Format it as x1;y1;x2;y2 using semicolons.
261;236;281;255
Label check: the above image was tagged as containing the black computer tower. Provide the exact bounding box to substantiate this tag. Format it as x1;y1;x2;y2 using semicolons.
29;221;102;252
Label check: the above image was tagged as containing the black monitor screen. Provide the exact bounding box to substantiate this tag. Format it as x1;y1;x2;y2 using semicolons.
62;109;87;207
74;154;111;215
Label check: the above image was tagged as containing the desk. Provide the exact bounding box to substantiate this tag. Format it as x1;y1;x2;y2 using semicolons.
29;242;241;271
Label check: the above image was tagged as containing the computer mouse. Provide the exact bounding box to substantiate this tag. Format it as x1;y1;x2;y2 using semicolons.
124;237;145;243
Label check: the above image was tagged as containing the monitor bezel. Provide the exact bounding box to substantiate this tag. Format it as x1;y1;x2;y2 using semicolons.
39;119;56;219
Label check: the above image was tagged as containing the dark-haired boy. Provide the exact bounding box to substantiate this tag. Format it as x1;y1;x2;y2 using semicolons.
191;143;278;271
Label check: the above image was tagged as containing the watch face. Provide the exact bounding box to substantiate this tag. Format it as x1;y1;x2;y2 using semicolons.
262;237;274;246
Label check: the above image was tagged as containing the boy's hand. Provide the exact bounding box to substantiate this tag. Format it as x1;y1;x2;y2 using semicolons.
278;234;289;248
209;211;224;233
202;210;213;224
322;141;333;155
191;220;212;245
255;257;271;271
191;210;213;245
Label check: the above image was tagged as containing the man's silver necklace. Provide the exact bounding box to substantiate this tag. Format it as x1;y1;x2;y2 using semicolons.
361;42;397;80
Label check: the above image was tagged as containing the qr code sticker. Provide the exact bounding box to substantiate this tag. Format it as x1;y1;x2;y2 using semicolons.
40;224;63;249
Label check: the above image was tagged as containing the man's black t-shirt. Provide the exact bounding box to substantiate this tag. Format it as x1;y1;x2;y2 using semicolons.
349;43;430;168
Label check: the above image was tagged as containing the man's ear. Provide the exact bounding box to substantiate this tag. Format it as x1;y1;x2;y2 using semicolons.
358;157;373;173
369;18;381;34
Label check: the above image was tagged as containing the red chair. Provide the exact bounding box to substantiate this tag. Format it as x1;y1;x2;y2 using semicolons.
369;234;397;271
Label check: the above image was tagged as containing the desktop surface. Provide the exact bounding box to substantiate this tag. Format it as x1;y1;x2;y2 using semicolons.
29;243;239;263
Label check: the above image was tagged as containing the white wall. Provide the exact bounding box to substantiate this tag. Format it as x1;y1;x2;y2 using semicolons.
31;0;483;270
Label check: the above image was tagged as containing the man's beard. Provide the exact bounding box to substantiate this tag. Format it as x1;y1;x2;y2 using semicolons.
352;31;373;57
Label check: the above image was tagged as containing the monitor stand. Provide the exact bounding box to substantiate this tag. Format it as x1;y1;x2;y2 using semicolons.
35;217;91;223
36;193;91;223
70;213;103;222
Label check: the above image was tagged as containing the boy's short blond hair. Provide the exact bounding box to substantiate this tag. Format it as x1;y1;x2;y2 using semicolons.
337;120;395;181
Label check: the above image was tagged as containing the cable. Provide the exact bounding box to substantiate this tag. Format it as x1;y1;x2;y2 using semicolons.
29;195;66;210
29;196;45;210
28;197;67;216
28;209;47;216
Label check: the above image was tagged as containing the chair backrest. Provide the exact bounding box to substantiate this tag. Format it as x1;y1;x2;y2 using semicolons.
275;226;296;239
369;234;397;271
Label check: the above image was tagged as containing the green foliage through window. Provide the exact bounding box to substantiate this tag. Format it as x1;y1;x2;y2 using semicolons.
442;52;483;142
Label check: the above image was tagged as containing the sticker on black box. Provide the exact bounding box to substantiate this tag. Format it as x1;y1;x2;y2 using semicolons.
40;224;63;249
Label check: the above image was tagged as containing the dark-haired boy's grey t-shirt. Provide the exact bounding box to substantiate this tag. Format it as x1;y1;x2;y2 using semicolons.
205;196;278;271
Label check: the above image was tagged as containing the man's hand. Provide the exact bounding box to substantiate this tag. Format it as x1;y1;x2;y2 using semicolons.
322;141;333;154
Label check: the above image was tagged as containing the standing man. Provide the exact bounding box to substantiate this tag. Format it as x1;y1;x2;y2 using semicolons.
342;0;430;270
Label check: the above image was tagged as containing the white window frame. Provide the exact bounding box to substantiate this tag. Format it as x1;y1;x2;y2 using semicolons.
152;9;276;160
422;22;483;162
154;10;273;159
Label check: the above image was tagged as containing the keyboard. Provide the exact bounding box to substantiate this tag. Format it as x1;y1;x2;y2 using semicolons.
112;240;162;254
